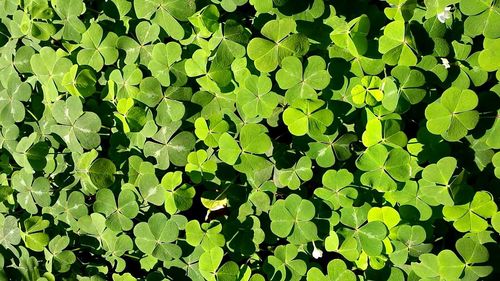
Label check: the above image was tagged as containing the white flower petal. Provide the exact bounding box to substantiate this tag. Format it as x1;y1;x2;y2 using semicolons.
312;248;323;259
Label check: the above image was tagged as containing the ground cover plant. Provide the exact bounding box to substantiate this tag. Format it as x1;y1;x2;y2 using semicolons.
0;0;499;280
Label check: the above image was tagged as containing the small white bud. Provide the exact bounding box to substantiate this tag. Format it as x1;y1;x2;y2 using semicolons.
437;6;452;23
441;58;450;69
312;246;323;259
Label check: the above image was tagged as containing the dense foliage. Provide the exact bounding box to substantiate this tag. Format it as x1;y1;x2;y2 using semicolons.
0;0;499;280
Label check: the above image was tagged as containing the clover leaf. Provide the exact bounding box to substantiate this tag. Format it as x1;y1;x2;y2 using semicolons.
21;216;49;252
412;250;465;280
283;99;333;136
0;75;31;125
247;18;309;72
355;144;411;192
134;0;196;40
77;23;118;71
456;237;493;279
378;20;418;66
236;74;280;119
425;87;479;141
307;132;357;168
0;215;21;252
44;235;76;273
218;123;272;165
185;150;217;183
307;259;356;281
148;42;182;86
186;220;225;250
161;170;195;214
199;246;224;281
461;0;500;38
390;225;431;265
12;168;50;214
133;213;181;261
264;244;307;281
30;47;72;101
276;56;330;104
478;38;500;72
314;169;357;210
50;96;101;153
194;116;229;147
143;122;196;170
277;156;313;190
93;189;139;232
383;66;426;111
351;76;384;106
269;194;318;244
418;156;457;206
443;191;497;233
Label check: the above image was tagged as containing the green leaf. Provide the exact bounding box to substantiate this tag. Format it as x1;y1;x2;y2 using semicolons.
276;56;330;103
134;0;196;40
378;20;417;66
133;213;181;261
247;19;309;72
89;158;116;189
425;87;479;141
269;194;318;244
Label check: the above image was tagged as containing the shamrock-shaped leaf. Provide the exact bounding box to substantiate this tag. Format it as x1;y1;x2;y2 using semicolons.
0;215;21;252
133;213;181;261
143;122;196;170
307;132;358;168
425;87;479;141
247;18;309;72
276;56;330;104
264;244;307;281
391;225;431;265
12;168;50;214
77;23;118;71
418;156;457;206
478;38;500;72
314;169;357;210
21;216;49;252
379;20;417;66
45;191;87;228
44;235;76;273
351;76;384;106
30;47;72;101
456;237;493;279
236;75;280;119
461;0;500;38
148;42;182;86
443;191;497;233
194;116;229;147
186;150;217;183
355;144;411;192
117;21;160;65
134;0;196;40
383;66;426;111
0;75;31;125
218;124;272;165
412;250;465;280
94;189;139;232
283;99;333;136
199;247;224;281
161;171;195;214
277;156;313;190
185;220;225;250
62;65;97;98
51;96;101;153
269;194;318;244
367;206;400;229
306;259;356;281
